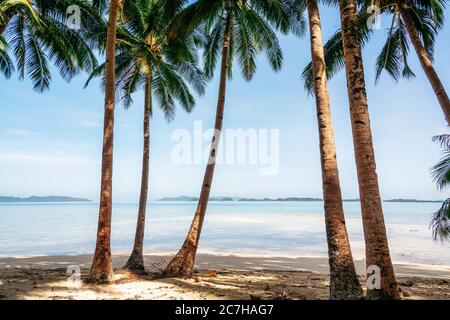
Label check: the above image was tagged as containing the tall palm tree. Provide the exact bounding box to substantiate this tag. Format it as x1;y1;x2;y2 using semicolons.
162;0;304;277
88;0;122;284
303;0;450;125
302;0;363;299
337;0;400;299
86;0;206;272
396;0;450;124
430;134;450;243
0;0;98;91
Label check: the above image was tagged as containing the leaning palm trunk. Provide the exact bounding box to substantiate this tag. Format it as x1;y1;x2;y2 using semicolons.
89;0;122;283
306;0;363;300
338;0;400;299
163;11;232;277
124;74;152;272
398;2;450;125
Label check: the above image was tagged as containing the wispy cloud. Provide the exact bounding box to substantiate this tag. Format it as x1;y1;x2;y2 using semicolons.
435;127;449;136
0;151;98;166
4;129;35;137
78;120;101;128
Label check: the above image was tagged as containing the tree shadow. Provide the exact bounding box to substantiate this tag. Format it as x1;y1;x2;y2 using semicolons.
0;267;121;300
156;270;331;300
1;254;449;300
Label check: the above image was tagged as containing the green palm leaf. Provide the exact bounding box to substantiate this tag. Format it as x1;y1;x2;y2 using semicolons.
431;198;450;243
0;35;13;77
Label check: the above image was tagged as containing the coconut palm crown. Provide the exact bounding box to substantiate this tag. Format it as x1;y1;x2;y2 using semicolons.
86;0;206;118
166;0;306;81
301;0;446;92
0;0;100;92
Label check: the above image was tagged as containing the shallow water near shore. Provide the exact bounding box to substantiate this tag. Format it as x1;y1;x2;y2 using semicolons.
0;201;449;266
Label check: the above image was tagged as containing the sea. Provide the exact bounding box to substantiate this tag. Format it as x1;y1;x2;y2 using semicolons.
0;201;449;266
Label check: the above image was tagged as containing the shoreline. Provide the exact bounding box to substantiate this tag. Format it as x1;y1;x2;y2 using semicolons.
1;253;450;279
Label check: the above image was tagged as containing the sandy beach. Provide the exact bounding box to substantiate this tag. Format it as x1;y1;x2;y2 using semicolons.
0;253;449;300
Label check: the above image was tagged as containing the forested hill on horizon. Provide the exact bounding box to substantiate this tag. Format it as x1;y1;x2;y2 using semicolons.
158;196;443;203
0;196;91;202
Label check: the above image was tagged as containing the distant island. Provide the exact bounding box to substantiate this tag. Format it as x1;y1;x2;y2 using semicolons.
384;199;442;203
158;196;442;203
159;196;324;202
158;196;199;201
211;197;234;201
0;196;91;203
238;197;323;202
159;196;233;201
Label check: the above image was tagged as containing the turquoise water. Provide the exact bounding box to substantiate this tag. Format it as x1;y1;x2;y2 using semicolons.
0;201;449;266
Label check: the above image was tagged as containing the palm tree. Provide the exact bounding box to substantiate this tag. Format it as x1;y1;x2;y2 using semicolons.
302;0;363;299
303;0;450;125
0;0;98;91
337;0;400;299
430;134;450;243
162;0;304;277
85;0;206;272
88;0;122;284
396;0;450;124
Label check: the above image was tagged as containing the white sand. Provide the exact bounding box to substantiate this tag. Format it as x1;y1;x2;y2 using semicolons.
0;253;449;300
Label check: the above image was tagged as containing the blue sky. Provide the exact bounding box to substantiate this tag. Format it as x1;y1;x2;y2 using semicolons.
0;6;449;202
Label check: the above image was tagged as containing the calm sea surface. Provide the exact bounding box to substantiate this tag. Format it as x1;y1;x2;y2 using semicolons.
0;201;449;266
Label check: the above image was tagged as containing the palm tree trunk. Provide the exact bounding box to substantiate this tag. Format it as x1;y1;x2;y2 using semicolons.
124;73;152;272
163;11;232;278
338;0;400;300
88;0;122;284
398;2;450;125
306;0;363;300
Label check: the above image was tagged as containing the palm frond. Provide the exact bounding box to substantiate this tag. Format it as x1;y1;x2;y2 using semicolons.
202;17;224;79
7;14;26;79
157;62;196;114
431;150;450;190
0;36;14;77
433;134;450;149
152;73;176;121
233;11;257;81
430;198;450;243
239;4;283;74
85;0;204;120
25;27;50;92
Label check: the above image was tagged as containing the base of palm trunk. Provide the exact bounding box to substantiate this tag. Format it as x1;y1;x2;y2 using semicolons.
123;251;146;273
87;253;114;284
330;271;364;300
85;269;114;284
367;288;401;300
162;246;196;278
